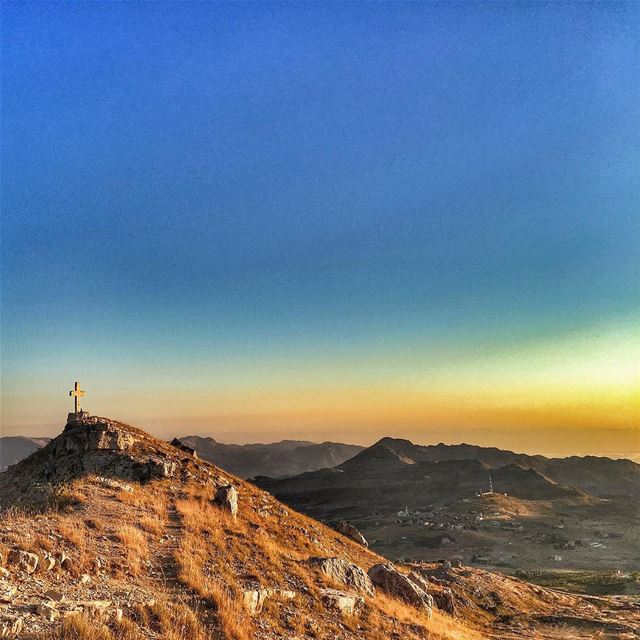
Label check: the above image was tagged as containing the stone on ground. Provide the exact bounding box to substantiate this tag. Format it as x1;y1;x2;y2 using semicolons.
335;521;368;547
214;484;238;517
368;562;434;614
308;556;374;596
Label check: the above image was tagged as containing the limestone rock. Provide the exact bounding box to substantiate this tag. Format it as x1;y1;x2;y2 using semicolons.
243;588;296;615
243;589;268;615
214;484;238;517
57;551;71;571
7;549;38;574
36;602;59;621
0;614;23;638
320;588;364;616
368;563;433;614
44;589;65;603
335;521;368;547
431;587;456;615
79;600;112;620
308;557;374;596
0;581;16;603
42;553;56;571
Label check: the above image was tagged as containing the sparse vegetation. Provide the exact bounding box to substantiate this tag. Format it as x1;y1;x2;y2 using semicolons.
117;524;149;576
2;415;633;640
518;569;640;595
33;601;209;640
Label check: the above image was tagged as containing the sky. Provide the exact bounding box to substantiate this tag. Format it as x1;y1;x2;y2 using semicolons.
1;1;639;457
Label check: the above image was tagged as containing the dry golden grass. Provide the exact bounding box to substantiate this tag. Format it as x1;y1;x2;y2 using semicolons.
369;592;484;640
36;601;209;640
116;483;168;520
138;514;164;536
0;541;9;566
171;490;482;640
58;518;86;549
116;524;149;576
53;485;87;511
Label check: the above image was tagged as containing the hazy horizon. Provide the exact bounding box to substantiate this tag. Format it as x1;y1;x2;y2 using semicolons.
2;2;639;453
3;414;638;463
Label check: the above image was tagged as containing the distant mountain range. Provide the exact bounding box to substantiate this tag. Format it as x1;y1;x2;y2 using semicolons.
166;436;364;478
0;436;51;472
255;437;640;511
254;437;640;574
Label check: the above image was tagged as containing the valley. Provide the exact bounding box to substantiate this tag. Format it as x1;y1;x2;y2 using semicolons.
256;437;640;593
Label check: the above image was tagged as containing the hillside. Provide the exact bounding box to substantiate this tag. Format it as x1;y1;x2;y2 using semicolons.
256;438;640;579
0;437;50;472
361;439;640;497
2;415;637;639
178;436;363;478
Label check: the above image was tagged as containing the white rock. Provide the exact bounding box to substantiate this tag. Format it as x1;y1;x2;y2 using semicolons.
320;588;364;616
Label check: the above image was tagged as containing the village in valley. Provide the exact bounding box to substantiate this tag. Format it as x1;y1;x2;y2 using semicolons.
354;479;639;594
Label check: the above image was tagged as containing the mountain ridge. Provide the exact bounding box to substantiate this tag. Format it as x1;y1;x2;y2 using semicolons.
2;415;638;639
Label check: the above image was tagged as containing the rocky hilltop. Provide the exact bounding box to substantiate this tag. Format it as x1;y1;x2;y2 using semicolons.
0;415;638;639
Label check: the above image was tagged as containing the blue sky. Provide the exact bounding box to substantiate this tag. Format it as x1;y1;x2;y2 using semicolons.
1;2;638;449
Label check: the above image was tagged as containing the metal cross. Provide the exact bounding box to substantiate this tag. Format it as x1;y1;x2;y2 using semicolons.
69;381;86;413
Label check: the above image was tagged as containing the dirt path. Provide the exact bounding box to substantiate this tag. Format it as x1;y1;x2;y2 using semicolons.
154;493;225;637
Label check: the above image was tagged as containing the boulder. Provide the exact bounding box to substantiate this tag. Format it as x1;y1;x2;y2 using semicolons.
308;557;374;596
431;587;456;615
7;550;38;574
335;521;368;547
407;572;455;615
368;563;433;614
320;588;364;616
214;484;238;517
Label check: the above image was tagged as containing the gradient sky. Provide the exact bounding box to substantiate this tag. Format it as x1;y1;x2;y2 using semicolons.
1;2;639;456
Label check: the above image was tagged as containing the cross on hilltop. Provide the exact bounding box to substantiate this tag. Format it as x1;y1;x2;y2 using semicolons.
69;381;86;413
67;381;90;425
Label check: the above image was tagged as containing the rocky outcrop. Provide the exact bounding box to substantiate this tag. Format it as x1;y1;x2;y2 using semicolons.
308;557;374;596
243;588;296;615
0;416;187;508
170;438;198;459
368;563;433;614
431;587;455;614
320;588;364;615
335;521;368;547
214;484;238;517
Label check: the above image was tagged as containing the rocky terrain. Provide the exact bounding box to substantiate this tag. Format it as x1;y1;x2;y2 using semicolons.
0;438;50;473
178;436;364;478
256;438;640;586
1;416;638;639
